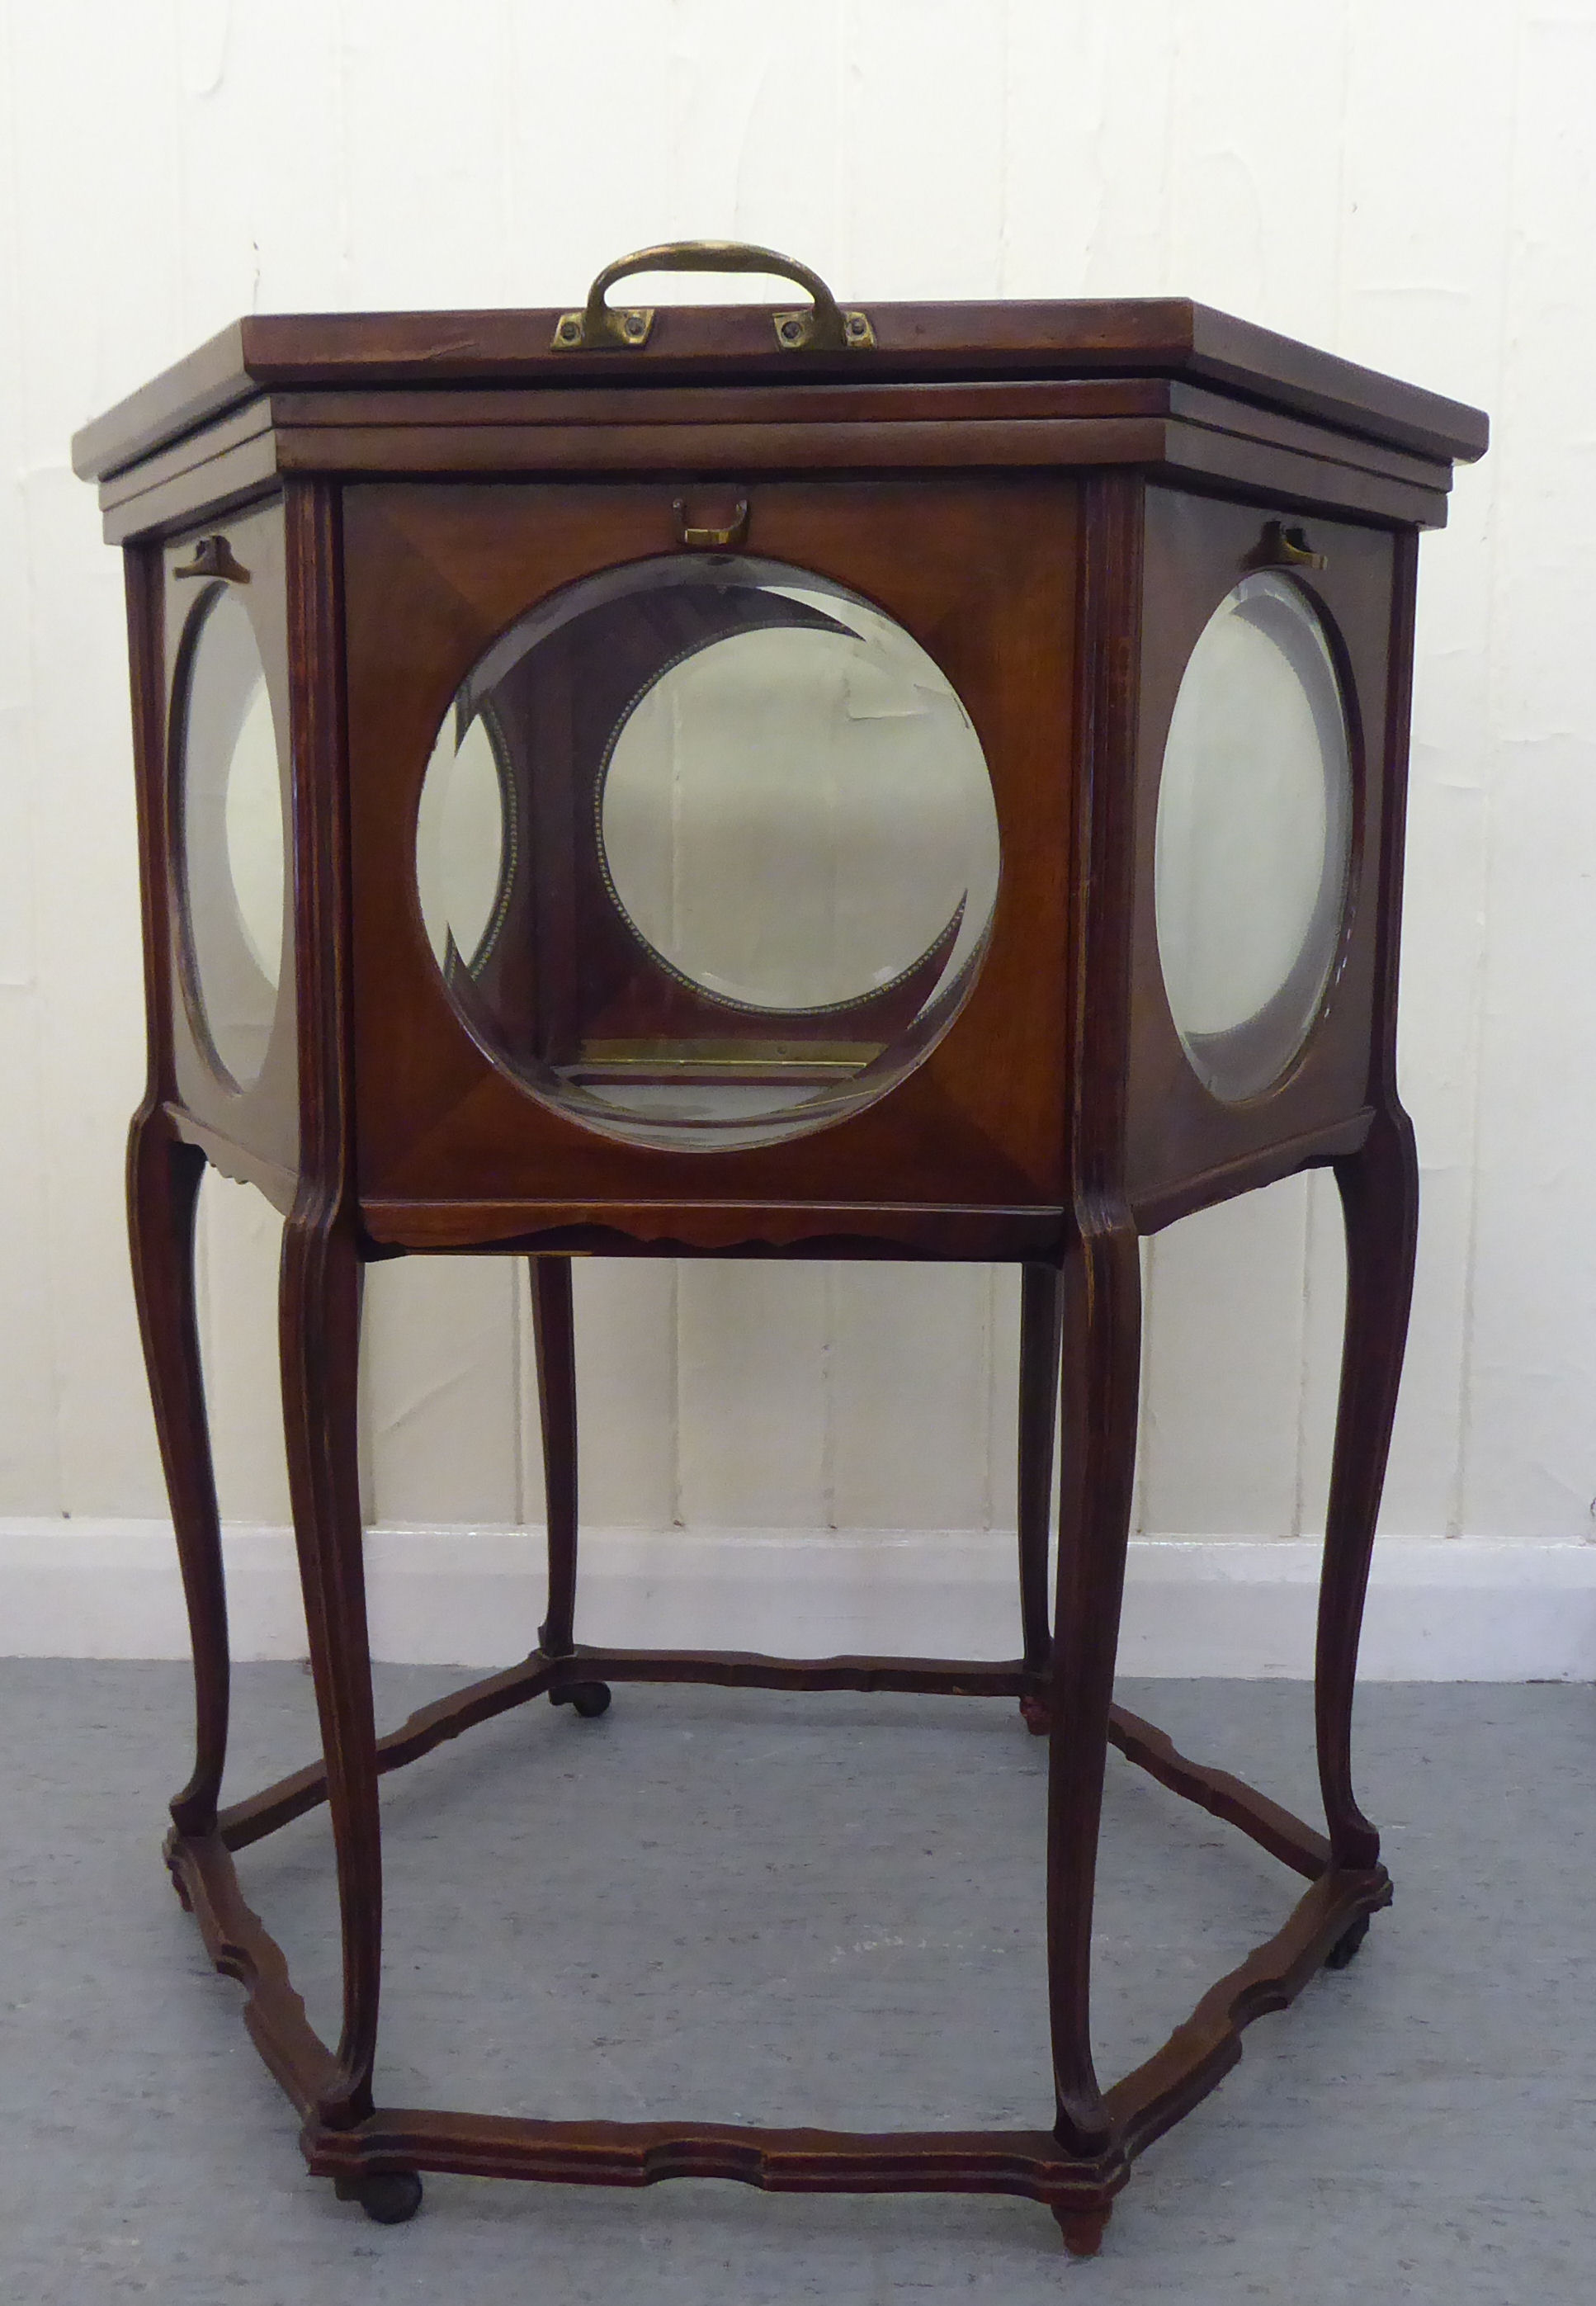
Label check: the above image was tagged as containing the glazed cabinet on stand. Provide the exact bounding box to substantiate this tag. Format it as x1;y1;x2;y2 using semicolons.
74;245;1486;2252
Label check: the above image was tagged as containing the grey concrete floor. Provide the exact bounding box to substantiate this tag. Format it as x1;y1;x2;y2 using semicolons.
2;1662;1591;2304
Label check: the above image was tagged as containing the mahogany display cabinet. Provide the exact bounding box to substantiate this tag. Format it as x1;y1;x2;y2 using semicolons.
74;244;1487;2254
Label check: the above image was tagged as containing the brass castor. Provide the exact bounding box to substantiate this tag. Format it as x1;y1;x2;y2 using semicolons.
1325;1914;1372;1970
335;2170;424;2224
550;1681;612;1719
1052;2204;1109;2257
1018;1692;1051;1737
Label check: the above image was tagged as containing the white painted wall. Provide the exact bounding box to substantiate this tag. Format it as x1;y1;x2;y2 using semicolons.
3;2;1595;1655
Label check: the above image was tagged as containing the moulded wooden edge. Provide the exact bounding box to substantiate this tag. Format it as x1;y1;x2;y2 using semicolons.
303;1853;1390;2193
1173;380;1452;490
1105;1864;1393;2160
300;2105;1128;2211
73;296;1486;482
1183;302;1485;461
97;417;1448;555
220;1647;1038;1850
353;1101;1368;1261
273;414;1450;527
99;395;276;509
103;432;283;546
169;1108;299;1217
102;410;1449;546
168;1108;1370;1271
272;413;1165;473
356;1203;1068;1261
163;1828;338;2118
257;391;1454;502
217;1649;1337;1893
1130;1110;1374;1236
1107;1701;1333;1878
96;373;1452;541
196;377;1451;493
1151;421;1447;528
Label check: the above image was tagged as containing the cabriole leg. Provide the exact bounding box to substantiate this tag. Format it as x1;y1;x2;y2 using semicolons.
1017;1263;1064;1734
529;1256;609;1718
280;1211;382;2126
1046;1212;1141;2159
127;1108;229;1839
529;1255;578;1654
1315;1104;1419;1872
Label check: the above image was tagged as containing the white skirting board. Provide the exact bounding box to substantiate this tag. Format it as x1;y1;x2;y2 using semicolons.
2;1521;1594;1680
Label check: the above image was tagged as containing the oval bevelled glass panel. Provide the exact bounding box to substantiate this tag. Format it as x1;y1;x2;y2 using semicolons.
414;555;1000;1151
1154;573;1353;1102
177;584;286;1089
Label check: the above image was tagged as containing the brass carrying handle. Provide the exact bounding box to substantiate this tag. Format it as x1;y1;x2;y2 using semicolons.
553;240;875;354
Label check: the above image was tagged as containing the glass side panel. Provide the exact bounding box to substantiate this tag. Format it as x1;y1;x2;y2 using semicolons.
1155;572;1353;1102
176;583;287;1091
416;555;1001;1151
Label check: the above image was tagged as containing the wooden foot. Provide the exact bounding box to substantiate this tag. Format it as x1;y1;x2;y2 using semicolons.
1052;2204;1109;2257
1018;1692;1052;1737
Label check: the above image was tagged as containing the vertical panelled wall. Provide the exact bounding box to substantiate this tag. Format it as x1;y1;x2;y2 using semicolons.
4;2;1592;1565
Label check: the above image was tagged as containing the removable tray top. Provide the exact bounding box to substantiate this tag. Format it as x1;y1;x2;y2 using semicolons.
73;295;1489;484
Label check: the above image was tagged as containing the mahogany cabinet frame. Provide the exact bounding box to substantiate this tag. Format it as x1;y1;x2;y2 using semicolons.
79;294;1485;2256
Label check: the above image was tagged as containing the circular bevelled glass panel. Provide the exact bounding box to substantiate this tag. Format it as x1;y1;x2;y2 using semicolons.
1155;573;1353;1102
176;584;286;1090
416;555;1001;1151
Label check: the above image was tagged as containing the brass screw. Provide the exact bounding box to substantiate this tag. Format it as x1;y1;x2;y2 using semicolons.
558;318;580;343
779;316;803;343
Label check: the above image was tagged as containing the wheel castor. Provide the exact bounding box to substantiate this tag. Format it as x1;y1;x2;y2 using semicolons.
1052;2204;1109;2257
1018;1692;1052;1737
1325;1913;1371;1971
335;2169;424;2224
550;1680;611;1719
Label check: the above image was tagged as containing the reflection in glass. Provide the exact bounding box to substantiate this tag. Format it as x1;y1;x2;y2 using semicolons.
418;710;508;973
1155;573;1352;1101
177;584;286;1089
223;681;284;981
415;555;1000;1150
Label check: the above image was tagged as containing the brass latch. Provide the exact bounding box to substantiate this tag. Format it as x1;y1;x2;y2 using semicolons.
172;535;249;583
1246;520;1329;573
673;499;750;551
